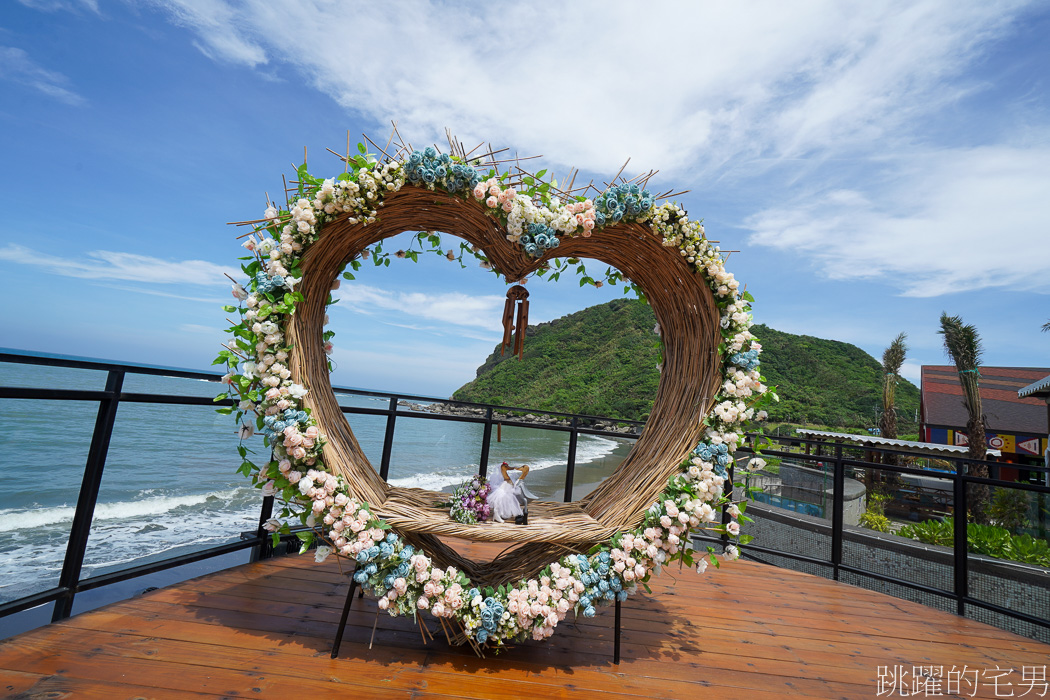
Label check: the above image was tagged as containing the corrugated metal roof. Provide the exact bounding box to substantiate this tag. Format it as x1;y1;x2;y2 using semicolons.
794;428;1002;457
1018;374;1050;400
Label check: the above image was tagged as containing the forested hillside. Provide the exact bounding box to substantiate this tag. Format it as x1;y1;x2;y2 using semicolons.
452;300;920;430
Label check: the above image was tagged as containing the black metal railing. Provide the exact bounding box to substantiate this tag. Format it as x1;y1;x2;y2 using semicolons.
720;434;1050;637
2;349;1048;642
0;349;642;625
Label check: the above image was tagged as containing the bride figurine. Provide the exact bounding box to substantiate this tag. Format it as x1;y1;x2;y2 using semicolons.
487;462;536;523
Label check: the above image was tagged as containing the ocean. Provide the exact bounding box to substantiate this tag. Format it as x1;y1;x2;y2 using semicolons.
0;360;633;606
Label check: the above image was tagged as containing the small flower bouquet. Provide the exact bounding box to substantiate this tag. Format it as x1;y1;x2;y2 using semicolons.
438;474;492;524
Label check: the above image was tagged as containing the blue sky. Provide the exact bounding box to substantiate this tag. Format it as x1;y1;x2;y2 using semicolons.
2;1;1048;398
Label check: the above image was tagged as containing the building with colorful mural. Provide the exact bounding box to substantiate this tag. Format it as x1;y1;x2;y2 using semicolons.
920;365;1049;482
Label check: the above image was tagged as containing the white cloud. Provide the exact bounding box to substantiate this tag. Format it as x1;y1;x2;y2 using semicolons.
0;46;85;105
148;0;267;66
747;145;1050;296
899;361;923;384
147;0;1026;176
0;244;240;286
334;282;505;329
15;0;98;13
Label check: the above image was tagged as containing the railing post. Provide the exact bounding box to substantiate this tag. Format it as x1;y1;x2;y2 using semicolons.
563;417;579;502
252;495;275;561
52;369;124;621
831;443;844;581
479;408;493;479
722;457;734;550
953;462;969;617
379;396;398;481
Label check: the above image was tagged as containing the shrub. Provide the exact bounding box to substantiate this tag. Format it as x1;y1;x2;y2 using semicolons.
897;517;1050;567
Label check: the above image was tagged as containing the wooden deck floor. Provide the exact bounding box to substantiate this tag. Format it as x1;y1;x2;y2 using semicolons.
2;542;1047;699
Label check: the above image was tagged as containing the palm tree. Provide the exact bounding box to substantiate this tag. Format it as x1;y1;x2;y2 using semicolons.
879;332;908;440
939;313;990;523
1043;320;1049;332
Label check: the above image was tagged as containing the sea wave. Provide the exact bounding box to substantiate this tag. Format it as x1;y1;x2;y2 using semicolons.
384;434;624;492
0;489;245;533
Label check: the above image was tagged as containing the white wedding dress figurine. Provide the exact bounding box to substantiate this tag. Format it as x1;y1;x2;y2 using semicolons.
487;462;536;523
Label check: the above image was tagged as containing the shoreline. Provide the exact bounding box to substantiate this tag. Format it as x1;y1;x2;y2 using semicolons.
523;437;636;501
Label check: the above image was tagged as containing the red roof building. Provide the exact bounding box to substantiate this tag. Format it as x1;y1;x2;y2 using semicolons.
920;365;1050;472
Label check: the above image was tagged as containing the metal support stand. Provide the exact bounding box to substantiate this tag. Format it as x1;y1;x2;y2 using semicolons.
331;575;359;659
614;598;622;664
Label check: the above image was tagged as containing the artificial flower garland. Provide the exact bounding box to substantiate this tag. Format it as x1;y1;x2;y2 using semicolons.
216;141;776;650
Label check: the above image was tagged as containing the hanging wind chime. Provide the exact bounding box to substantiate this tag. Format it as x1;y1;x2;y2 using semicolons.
500;285;529;360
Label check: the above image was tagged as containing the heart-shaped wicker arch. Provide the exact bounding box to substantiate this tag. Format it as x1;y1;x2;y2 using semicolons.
287;186;722;585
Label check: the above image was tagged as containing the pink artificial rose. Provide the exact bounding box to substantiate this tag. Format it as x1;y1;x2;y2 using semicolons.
485;196;498;208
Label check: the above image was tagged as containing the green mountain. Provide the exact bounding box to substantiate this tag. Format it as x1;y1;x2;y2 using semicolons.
452;299;920;431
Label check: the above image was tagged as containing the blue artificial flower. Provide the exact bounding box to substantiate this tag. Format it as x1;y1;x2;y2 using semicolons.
401;545;415;560
385;532;397;544
356;550;370;564
364;563;378;575
272;276;285;287
408;169;422;182
603;590;615;601
368;545;380;559
272;421;287;433
409;151;423;166
597;551;611;564
468;587;480;600
534;233;549;248
477;629;489;644
616;590;628;602
583;606;596;618
379;542;394;558
576;554;590;569
598;579;609;592
423;146;437;160
579;595;591;607
354;571;369;583
384;574;395;588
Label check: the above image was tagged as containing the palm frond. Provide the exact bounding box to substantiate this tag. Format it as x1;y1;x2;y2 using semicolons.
939;313;983;371
881;332;908;375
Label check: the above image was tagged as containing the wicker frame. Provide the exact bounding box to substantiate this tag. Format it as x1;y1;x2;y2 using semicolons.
287;186;722;585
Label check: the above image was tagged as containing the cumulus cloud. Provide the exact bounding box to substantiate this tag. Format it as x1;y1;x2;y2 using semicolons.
146;0;1025;176
0;46;86;105
0;244;240;286
334;282;505;329
746;145;1050;297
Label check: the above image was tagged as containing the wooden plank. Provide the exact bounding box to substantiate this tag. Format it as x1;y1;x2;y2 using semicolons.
0;550;1046;700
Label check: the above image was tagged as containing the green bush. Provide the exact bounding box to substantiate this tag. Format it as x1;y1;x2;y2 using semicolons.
897;517;1050;567
860;511;891;533
988;487;1030;534
860;491;892;533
